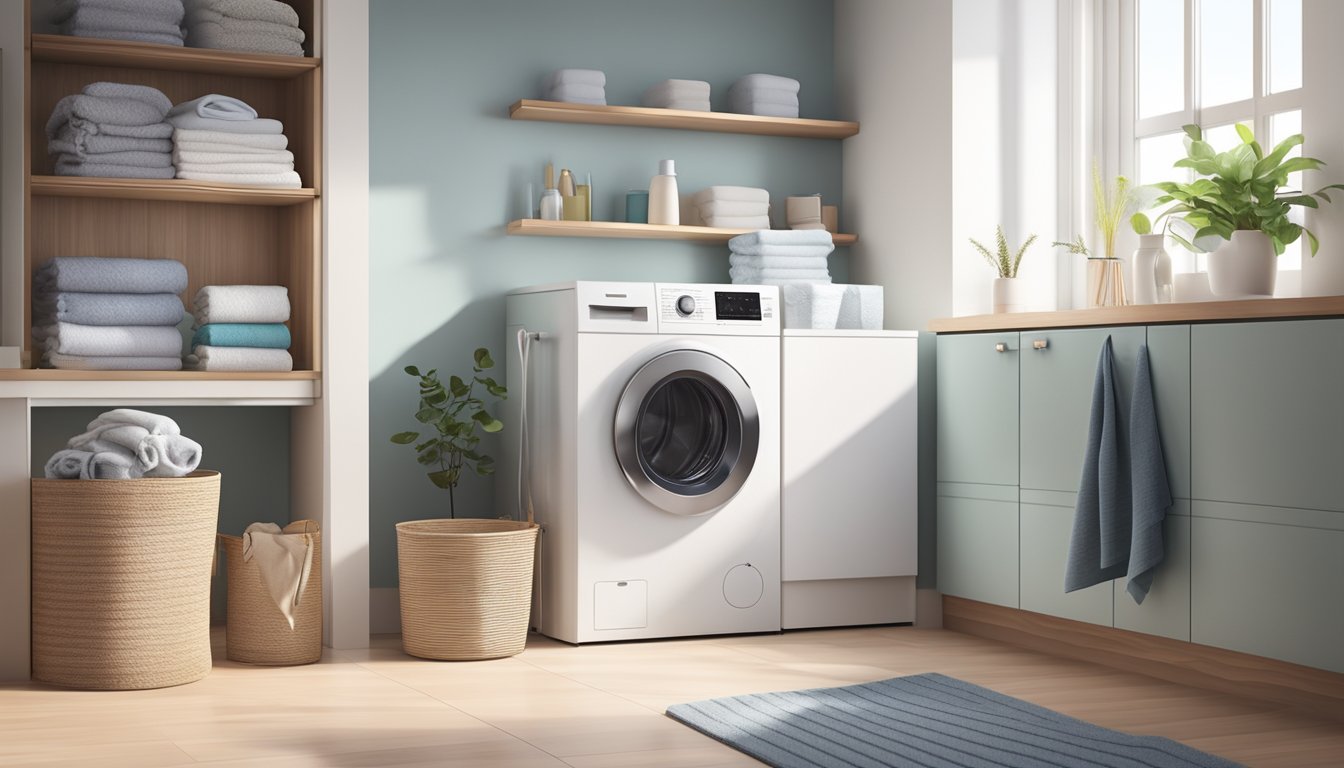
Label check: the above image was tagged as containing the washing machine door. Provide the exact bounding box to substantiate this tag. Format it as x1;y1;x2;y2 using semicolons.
613;348;760;516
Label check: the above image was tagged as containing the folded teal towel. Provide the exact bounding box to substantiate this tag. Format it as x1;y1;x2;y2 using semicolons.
191;323;290;349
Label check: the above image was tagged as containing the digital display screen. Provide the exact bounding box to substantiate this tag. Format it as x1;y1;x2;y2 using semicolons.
715;291;762;321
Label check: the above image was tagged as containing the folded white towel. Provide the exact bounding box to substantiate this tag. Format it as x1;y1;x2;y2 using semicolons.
61;7;186;38
548;68;606;88
34;256;189;295
44;448;136;479
782;283;846;329
186;23;305;55
174;148;294;165
547;83;606;100
186;345;294;371
693;186;770;205
704;215;773;230
168;93;258;122
729;254;829;270
836;284;885;330
242;522;314;629
176;169;301;187
166;111;284;134
185;0;299;26
177;161;295;175
728;87;800;107
728;101;800;118
729;266;831;281
731;73;801;94
174;128;289;150
44;353;183;371
193;284;290;325
642;79;711;105
40;323;183;358
698;200;771;218
729;229;834;249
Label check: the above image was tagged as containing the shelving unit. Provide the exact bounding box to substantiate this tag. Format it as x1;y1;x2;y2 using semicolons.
509;99;860;139
508;218;858;245
31;176;317;206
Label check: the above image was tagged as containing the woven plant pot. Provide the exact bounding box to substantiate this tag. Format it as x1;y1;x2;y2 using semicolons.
31;471;221;690
396;518;539;661
218;520;322;665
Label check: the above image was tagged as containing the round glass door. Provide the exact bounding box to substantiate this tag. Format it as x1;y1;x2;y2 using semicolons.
614;350;759;516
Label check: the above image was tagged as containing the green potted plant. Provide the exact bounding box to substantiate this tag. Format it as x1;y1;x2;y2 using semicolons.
970;225;1036;313
1152;123;1344;297
389;348;539;662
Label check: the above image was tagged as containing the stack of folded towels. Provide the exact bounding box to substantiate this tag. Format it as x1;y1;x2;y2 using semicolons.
728;74;801;118
46;83;175;180
183;0;306;57
727;229;833;286
545;69;606;105
54;0;186;47
45;409;203;480
187;285;293;372
167;94;300;187
641;79;711;112
33;257;188;371
694;186;772;230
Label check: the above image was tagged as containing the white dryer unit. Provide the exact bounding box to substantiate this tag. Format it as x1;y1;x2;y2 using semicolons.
500;282;781;643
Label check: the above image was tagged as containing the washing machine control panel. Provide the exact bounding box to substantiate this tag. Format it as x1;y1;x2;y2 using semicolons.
657;284;777;334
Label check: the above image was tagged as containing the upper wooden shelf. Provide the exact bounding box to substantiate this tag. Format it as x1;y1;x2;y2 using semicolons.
509;99;860;140
508;218;857;245
31;176;317;206
928;296;1344;333
30;33;319;78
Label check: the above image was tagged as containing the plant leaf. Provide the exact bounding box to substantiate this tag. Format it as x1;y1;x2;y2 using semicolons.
404;365;421;377
473;411;504;433
390;431;420;445
474;348;494;369
427;469;456;489
1130;212;1152;235
1182;124;1202;141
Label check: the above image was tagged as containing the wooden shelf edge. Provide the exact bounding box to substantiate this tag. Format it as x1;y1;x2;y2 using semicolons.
928;295;1344;333
507;219;857;245
509;99;859;140
31;176;317;206
0;370;320;381
30;33;319;79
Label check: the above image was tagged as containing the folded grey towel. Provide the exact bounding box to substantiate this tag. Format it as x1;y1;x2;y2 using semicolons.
176;160;294;175
728;87;801;107
50;128;172;158
731;73;801;93
187;345;293;371
192;284;290;324
62;7;186;36
173;128;288;149
166;111;285;134
55;0;185;22
642;79;711;105
45;352;183;371
184;12;304;42
44;448;135;479
65;119;174;140
185;0;299;27
55;161;176;179
168;93;258;122
547;83;606;100
547;68;605;88
1066;336;1131;592
1126;345;1173;603
83;82;175;114
47;95;168;139
66;28;187;46
53;150;173;168
35;256;189;295
34;292;186;327
40;323;184;358
185;24;304;56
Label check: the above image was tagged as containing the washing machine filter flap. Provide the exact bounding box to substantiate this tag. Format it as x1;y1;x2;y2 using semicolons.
613;349;759;516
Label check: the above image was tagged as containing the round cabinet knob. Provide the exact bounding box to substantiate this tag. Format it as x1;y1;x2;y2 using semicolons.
676;295;696;317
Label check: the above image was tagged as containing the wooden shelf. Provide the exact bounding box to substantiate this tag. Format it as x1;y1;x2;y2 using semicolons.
0;370;320;405
928;296;1344;333
30;33;319;79
508;99;860;140
31;176;317;206
508;219;858;245
0;370;319;381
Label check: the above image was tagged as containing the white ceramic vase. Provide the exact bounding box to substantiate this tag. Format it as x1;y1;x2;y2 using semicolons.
992;277;1023;314
1131;235;1174;305
1208;230;1276;298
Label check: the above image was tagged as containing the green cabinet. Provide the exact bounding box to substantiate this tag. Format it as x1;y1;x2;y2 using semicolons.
936;484;1018;608
1019;499;1112;625
936;332;1019;487
1146;325;1191;500
1113;500;1191;641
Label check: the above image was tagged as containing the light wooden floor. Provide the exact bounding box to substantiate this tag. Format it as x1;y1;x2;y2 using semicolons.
2;626;1341;767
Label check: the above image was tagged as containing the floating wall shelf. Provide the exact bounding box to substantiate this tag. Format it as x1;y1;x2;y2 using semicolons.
30;176;318;207
507;219;857;245
508;99;860;140
30;33;319;78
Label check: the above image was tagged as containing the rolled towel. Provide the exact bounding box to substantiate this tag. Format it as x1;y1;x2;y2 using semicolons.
185;0;299;26
693;186;770;204
704;215;773;230
241;522;314;629
186;345;293;372
34;292;185;327
548;68;606;88
185;24;305;56
34;256;189;295
168;93;258;122
730;73;801;94
177;161;295;175
183;12;305;42
40;323;184;358
64;28;188;46
174;128;289;150
75;426;202;477
52;149;173;168
192;284;290;324
49;130;173;158
175;169;301;187
698;200;771;218
727;101;799;119
191;322;291;349
54;161;177;179
729;229;834;250
546;83;607;101
166;111;285;134
43;448;135;480
79;408;182;437
54;0;186;20
728;87;800;107
174;148;294;165
61;7;186;38
44;352;183;371
729;254;829;270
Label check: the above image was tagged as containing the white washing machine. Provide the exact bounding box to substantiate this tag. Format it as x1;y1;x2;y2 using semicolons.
499;281;781;643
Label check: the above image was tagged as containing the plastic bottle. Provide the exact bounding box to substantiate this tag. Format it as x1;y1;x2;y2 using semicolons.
648;159;679;226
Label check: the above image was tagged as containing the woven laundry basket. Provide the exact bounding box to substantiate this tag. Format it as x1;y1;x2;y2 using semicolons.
396;518;539;661
30;470;221;690
218;520;322;665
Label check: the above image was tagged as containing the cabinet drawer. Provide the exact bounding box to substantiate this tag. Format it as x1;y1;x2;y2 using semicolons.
1019;502;1112;626
937;489;1018;608
1113;501;1191;641
937;333;1018;486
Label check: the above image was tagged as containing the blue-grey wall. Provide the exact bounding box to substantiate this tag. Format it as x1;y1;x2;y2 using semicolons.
369;0;843;587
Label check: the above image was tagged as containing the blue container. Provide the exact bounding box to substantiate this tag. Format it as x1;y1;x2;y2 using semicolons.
625;190;650;224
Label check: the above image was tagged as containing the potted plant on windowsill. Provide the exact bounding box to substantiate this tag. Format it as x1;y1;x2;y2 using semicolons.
971;225;1036;313
1054;165;1136;307
1152;123;1344;298
389;348;539;662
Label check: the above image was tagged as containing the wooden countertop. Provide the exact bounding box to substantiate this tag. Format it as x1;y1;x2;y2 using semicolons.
928;296;1344;333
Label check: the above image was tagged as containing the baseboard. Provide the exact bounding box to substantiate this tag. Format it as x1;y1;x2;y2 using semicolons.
369;587;400;635
914;588;942;628
782;577;915;629
943;596;1344;723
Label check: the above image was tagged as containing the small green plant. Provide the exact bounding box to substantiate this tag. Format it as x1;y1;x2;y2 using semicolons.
1094;162;1133;259
971;225;1036;278
1152;123;1344;256
1052;235;1090;257
390;348;506;519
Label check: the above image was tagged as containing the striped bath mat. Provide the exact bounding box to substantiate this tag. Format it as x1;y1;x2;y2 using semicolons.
666;673;1241;768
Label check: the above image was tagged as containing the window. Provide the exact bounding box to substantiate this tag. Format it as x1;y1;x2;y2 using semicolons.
1126;0;1305;278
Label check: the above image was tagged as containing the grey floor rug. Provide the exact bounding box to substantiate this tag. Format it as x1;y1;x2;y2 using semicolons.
665;673;1242;768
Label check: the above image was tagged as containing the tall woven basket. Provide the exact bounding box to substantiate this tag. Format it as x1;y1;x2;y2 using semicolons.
218;520;322;665
396;518;539;661
31;471;221;690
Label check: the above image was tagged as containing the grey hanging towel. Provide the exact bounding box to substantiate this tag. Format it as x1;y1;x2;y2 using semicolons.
1125;344;1173;603
1065;336;1131;592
